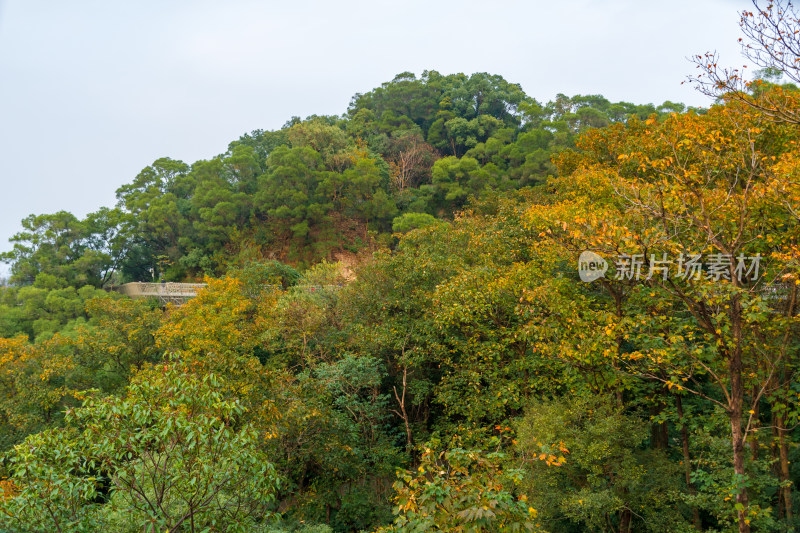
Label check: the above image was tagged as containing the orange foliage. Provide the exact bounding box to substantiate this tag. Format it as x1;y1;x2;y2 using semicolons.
0;478;18;500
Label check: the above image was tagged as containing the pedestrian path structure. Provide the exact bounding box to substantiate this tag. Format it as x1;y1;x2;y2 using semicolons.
113;282;207;305
113;282;342;306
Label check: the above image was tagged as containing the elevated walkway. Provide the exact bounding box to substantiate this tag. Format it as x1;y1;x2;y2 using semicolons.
113;282;207;305
113;282;342;305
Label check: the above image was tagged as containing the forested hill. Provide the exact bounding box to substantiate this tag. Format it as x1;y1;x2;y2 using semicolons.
3;43;800;531
0;70;687;341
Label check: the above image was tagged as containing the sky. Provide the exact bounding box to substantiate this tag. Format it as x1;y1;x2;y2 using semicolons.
0;0;749;274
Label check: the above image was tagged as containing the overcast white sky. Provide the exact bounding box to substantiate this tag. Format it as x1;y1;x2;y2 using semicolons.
0;0;749;271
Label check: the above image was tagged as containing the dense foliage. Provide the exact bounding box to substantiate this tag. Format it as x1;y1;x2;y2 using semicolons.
4;4;800;531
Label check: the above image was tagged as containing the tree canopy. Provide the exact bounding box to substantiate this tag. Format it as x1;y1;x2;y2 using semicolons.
5;9;800;529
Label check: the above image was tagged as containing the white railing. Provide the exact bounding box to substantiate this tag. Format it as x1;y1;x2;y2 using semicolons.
113;282;207;304
114;281;343;305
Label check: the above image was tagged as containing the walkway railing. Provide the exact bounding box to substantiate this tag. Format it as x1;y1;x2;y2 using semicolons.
113;282;207;305
114;282;343;305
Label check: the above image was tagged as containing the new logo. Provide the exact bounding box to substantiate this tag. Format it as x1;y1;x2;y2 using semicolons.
578;251;608;282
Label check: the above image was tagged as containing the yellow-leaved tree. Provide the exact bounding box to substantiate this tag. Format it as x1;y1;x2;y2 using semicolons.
522;93;800;532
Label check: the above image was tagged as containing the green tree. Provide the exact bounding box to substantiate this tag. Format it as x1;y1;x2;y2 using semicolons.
516;396;685;533
391;213;436;234
0;362;280;532
378;445;539;532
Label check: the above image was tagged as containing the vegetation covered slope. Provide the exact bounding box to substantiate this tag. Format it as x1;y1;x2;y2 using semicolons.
3;2;800;531
0;71;685;342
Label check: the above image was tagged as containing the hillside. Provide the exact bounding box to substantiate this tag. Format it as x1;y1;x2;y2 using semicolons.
2;11;800;530
0;71;686;343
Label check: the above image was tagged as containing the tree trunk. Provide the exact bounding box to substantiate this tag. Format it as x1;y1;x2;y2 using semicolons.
729;345;750;533
772;417;785;519
618;508;632;533
649;397;669;449
777;412;793;522
393;365;413;449
677;395;701;530
776;286;796;522
749;384;759;461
